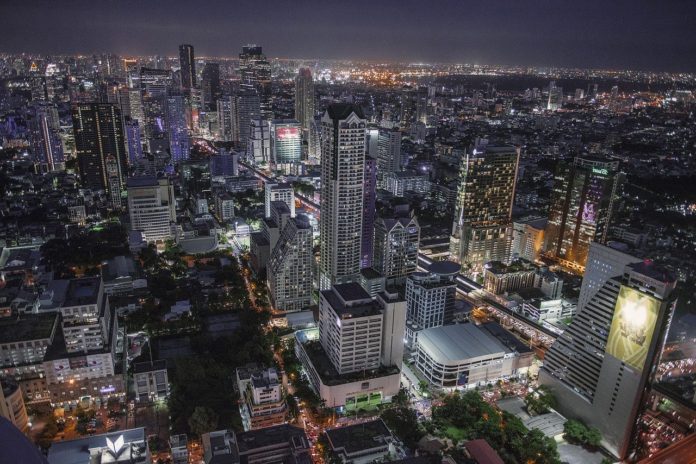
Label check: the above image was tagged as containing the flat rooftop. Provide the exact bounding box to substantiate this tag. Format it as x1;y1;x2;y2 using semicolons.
322;283;381;318
417;323;511;364
47;427;146;464
0;312;58;344
63;277;101;307
325;419;392;455
236;424;308;454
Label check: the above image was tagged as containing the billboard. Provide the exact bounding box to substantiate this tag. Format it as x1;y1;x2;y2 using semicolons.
606;286;660;371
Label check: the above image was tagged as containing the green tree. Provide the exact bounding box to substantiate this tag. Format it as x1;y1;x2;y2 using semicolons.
380;406;424;450
188;406;219;437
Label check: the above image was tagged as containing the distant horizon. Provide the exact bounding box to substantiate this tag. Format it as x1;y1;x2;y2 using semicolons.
2;0;696;73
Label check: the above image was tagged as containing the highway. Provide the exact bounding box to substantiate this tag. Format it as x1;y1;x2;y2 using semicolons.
240;161;558;346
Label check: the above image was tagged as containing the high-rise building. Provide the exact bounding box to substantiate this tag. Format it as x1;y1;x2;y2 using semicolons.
127;177;176;243
265;182;295;218
294;68;315;135
449;145;519;274
270;119;302;174
28;102;64;171
511;217;547;262
547;81;563;111
377;127;402;177
201;62;221;112
540;260;677;459
165;95;190;162
217;98;233;142
248;118;270;166
71;103;128;194
124;116;143;164
544;157;623;272
415;86;428;124
139;68;171;153
268;214;314;312
232;89;261;150
405;260;458;344
373;213;420;286
239;45;272;119
361;154;378;269
178;44;196;90
319;104;366;290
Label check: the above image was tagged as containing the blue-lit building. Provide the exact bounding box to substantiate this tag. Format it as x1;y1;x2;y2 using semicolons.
124;117;143;164
166;95;190;163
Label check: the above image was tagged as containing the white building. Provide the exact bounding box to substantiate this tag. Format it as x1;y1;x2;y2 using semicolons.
373;214;420;286
267;215;313;312
414;323;533;389
319;104;366;289
127;177;176;243
133;360;169;403
235;365;287;431
169;434;189;464
265;182;295;218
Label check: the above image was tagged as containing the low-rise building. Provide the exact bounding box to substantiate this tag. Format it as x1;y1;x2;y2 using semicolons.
133;360;169;403
101;255;147;295
324;419;395;464
170;434;189;464
414;322;533;389
47;428;150;464
201;425;311;464
236;365;287;431
0;378;28;433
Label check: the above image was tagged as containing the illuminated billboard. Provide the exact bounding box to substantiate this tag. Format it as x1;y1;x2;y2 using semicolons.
606;286;660;371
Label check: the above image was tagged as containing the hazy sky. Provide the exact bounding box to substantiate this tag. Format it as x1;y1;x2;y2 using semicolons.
2;0;696;71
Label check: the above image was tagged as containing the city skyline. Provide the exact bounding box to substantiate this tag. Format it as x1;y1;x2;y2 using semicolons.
2;1;696;72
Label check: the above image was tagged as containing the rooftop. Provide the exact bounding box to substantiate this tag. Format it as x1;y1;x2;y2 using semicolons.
235;424;308;455
325;419;392;455
417;323;517;364
322;284;381;318
326;103;365;120
133;360;167;374
464;439;504;464
0;312;58;344
47;427;147;464
63;277;102;307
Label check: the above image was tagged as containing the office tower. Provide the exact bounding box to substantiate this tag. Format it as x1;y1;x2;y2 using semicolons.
547;81;563;111
217;97;233;141
399;86;415;126
105;156;123;208
27;102;64;171
361;154;378;269
308;118;322;162
511;217;547;262
239;45;272;119
140;68;171;153
540;260;677;459
124;116;143;164
71;102;128;193
405;261;458;342
127;177;176;243
268;214;314;312
166;95;190;162
265;182;295;218
248;118;270;165
270;119;302;174
377;127;402;183
449;145;520;274
201;62;221;112
232;88;261;150
319;104;367;290
119;87;145;123
544;157;623;272
373;213;420;286
318;284;387;375
415;86;428;124
294;68;315;136
178;44;196;90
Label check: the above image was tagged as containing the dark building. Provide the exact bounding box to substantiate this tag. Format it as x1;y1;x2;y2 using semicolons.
544;157;623;272
71;103;128;195
201;62;221;112
178;44;196;90
361;154;377;269
239;45;272;119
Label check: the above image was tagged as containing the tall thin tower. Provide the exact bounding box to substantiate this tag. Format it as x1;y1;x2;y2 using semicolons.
178;44;196;90
294;68;315;134
319;104;367;290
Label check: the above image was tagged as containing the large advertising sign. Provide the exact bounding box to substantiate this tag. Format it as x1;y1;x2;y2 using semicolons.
606;286;660;371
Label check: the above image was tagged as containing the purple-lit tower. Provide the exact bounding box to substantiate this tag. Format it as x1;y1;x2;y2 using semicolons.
361;154;378;269
124;117;143;164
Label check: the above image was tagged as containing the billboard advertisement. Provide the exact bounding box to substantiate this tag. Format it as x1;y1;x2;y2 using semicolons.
606;286;660;371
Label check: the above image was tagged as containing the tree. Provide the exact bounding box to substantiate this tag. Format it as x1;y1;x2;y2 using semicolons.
392;387;409;407
524;385;557;415
380;407;424;450
188;406;219;437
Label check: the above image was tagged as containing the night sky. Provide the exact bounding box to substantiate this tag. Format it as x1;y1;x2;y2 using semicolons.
2;0;696;72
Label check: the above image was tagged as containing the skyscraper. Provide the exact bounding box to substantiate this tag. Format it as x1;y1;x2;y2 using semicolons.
139;67;171;153
294;68;315;135
405;260;458;344
547;81;563;111
124;116;143;164
449;144;520;274
361;154;378;269
217;98;233;142
270;119;302;174
544;157;623;272
201;62;221;112
127;177;176;243
319;104;366;290
232;88;261;150
267;214;314;312
415;86;428;124
376;127;402;186
178;44;196;90
239;45;272;120
373;213;420;286
166;95;190;162
28;102;64;171
540;260;676;459
71;102;128;193
248;118;270;166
